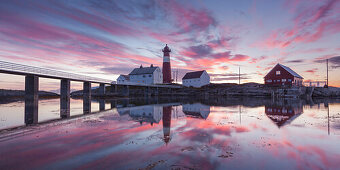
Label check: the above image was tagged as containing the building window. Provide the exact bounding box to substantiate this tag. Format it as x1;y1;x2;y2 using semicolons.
266;79;272;82
288;79;292;82
143;75;146;78
274;80;276;82
277;79;280;82
282;79;286;82
276;71;281;75
149;75;152;77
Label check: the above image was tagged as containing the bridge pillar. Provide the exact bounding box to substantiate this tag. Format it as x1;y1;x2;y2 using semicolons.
99;83;105;95
83;82;91;114
60;79;70;118
25;75;39;125
99;99;105;111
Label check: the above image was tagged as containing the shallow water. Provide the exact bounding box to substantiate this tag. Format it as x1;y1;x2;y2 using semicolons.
0;97;340;169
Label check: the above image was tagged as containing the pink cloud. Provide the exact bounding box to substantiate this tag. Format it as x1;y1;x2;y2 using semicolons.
305;68;318;74
255;0;340;49
157;1;216;34
249;56;268;63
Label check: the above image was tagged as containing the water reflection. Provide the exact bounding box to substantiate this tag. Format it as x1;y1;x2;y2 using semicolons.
24;96;38;124
265;99;303;127
116;103;212;144
182;103;210;119
117;104;163;125
163;106;172;144
117;104;187;144
1;97;340;169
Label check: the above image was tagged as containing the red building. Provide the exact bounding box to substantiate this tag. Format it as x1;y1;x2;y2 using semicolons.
264;63;303;86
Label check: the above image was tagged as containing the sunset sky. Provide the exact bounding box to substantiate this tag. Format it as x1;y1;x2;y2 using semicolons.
0;0;339;90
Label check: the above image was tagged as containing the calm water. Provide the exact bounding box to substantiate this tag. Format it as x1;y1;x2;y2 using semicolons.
0;97;340;169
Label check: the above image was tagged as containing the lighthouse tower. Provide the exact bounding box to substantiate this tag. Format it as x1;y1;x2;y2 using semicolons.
162;44;172;84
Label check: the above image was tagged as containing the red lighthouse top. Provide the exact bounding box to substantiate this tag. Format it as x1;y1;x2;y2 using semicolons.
162;44;171;53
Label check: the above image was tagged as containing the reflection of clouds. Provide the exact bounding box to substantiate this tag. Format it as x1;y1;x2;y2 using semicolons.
1;101;340;169
261;139;340;170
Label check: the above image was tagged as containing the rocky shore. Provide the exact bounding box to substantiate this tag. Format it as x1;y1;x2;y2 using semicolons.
69;83;340;99
185;83;340;98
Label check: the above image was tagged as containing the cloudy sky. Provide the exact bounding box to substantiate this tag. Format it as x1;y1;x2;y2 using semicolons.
0;0;339;90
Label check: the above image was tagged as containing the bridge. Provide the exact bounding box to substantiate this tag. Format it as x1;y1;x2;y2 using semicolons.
0;60;182;124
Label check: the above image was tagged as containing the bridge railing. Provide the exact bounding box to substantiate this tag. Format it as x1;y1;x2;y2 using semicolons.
0;61;113;84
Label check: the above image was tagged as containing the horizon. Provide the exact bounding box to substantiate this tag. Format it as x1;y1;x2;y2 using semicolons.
0;0;339;91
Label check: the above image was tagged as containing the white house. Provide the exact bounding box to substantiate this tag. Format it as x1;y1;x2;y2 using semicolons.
129;64;163;85
182;70;210;87
117;75;130;84
182;103;210;119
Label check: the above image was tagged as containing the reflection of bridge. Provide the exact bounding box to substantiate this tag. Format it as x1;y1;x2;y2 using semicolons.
0;61;181;124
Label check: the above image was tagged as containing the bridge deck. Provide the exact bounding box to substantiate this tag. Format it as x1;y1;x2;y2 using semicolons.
0;61;181;88
0;61;112;84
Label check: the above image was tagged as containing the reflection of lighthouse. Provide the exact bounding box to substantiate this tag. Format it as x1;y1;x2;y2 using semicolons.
162;44;172;84
162;106;172;144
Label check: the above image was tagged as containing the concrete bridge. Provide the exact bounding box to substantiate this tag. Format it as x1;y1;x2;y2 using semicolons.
0;60;181;124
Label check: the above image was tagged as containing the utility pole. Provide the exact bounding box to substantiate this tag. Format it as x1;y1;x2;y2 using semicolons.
239;66;240;85
176;69;178;83
326;59;329;88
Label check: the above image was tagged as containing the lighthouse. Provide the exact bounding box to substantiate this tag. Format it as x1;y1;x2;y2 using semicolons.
162;44;172;84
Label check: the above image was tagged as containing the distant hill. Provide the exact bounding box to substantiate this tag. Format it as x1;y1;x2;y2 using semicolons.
0;89;59;97
49;88;80;95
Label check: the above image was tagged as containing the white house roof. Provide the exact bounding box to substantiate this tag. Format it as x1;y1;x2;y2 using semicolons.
182;70;205;80
129;66;158;75
278;64;303;79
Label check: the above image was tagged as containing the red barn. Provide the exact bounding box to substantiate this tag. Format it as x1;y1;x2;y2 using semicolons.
264;63;303;86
